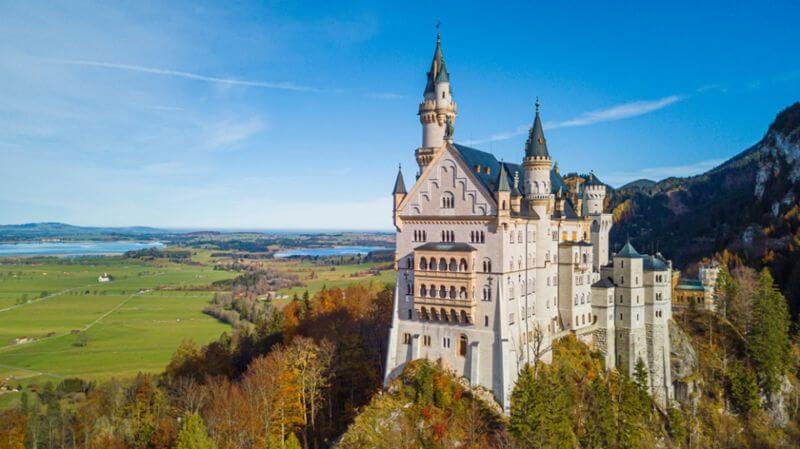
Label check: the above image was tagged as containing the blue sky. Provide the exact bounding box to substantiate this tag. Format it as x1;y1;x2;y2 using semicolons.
1;1;798;230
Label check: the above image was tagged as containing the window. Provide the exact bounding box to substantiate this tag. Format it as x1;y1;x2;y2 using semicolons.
459;335;468;356
443;337;451;348
517;231;523;243
406;283;412;295
509;313;515;324
423;335;431;346
407;309;412;319
484;315;489;326
403;333;411;344
420;257;427;270
442;191;455;208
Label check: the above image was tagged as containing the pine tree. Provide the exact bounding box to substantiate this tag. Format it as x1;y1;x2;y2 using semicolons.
747;269;791;396
510;364;576;449
582;376;615;449
284;432;302;449
174;412;216;449
728;363;760;415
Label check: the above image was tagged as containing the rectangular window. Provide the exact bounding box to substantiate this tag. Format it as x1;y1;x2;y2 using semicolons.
443;337;451;348
403;333;411;344
423;335;431;346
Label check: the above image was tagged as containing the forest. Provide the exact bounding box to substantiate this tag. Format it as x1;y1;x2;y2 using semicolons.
1;265;799;449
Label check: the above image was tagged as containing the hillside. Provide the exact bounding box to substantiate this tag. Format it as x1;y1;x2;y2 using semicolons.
0;222;172;241
610;102;800;318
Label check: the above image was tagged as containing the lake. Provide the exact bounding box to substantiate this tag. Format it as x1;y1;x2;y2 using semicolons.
0;241;164;257
274;246;389;258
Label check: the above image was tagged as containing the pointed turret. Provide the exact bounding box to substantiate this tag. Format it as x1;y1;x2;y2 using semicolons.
393;165;407;194
496;162;511;217
416;30;458;169
497;163;511;192
525;99;549;159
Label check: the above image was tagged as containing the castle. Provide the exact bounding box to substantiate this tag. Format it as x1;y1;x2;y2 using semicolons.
384;34;674;411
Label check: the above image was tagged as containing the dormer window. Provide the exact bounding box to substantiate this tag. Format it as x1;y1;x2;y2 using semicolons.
485;167;491;175
475;165;481;173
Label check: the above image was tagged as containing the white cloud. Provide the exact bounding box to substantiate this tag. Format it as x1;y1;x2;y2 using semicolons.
603;158;726;187
466;95;685;145
206;118;266;150
546;95;685;129
47;59;323;92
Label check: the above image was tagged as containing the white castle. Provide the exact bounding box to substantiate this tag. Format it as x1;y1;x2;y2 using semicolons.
384;34;674;411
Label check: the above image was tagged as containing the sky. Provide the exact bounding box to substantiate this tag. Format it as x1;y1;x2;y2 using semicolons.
1;1;798;230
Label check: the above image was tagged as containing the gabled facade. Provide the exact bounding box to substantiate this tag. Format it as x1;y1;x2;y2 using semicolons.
384;35;673;411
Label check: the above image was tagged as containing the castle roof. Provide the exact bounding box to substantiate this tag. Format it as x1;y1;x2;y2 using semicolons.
643;254;669;271
585;172;603;187
424;34;450;95
451;143;576;218
524;101;549;158
415;242;476;252
496;163;511;192
592;277;615;289
392;166;406;194
616;241;642;258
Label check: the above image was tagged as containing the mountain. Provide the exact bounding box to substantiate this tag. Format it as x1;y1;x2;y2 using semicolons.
0;222;172;241
609;102;800;318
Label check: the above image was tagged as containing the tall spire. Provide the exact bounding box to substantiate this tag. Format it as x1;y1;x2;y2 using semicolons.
393;164;406;195
525;98;549;158
424;27;450;95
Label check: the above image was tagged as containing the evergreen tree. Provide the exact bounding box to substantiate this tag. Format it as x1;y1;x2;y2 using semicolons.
728;363;760;415
284;432;302;449
747;269;791;396
582;376;615;449
615;373;648;449
633;358;648;393
510;364;576;449
174;412;216;449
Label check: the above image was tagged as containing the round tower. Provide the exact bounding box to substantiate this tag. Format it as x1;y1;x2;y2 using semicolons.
522;99;552;217
583;172;606;215
416;32;457;170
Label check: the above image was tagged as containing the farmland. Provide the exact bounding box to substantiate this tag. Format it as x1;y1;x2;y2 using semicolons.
0;248;394;408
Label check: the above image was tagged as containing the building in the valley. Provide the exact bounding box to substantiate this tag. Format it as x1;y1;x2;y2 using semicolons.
383;33;674;411
98;273;111;283
672;261;720;311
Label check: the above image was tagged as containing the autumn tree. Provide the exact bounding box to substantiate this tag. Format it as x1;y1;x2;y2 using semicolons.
174;412;217;449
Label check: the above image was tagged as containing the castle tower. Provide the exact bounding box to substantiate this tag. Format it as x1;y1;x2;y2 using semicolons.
522;100;553;218
416;32;457;171
612;242;647;376
584;173;612;269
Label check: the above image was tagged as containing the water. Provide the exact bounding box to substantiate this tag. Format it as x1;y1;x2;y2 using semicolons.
0;241;164;257
274;246;389;258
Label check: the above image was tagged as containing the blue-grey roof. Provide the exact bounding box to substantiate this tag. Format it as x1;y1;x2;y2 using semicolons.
676;279;705;291
592;277;615;289
643;254;668;271
616;241;642;258
451;143;576;218
393;167;406;194
496;163;510;192
524;109;549;158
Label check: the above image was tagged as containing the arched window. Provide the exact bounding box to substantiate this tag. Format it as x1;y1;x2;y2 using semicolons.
439;258;447;271
449;258;457;271
582;253;588;264
459;258;468;271
459;334;468;356
450;309;458;322
574;294;578;306
449;286;456;299
420;257;427;270
430;285;437;297
460;310;468;323
441;308;448;322
420;285;427;297
459;287;467;299
439;285;447;298
480;231;485;243
442;191;455;209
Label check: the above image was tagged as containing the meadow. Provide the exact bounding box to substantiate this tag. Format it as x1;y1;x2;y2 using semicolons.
0;250;394;408
0;255;234;407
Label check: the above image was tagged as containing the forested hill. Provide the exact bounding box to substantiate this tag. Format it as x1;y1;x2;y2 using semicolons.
609;102;800;318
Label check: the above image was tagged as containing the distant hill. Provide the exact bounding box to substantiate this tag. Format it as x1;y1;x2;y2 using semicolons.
0;222;173;241
610;102;800;318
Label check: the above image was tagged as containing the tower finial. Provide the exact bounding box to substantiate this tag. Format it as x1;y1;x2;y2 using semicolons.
535;97;540;114
436;21;441;42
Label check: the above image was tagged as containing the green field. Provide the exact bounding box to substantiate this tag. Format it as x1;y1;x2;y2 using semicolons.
0;251;395;408
0;254;235;407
